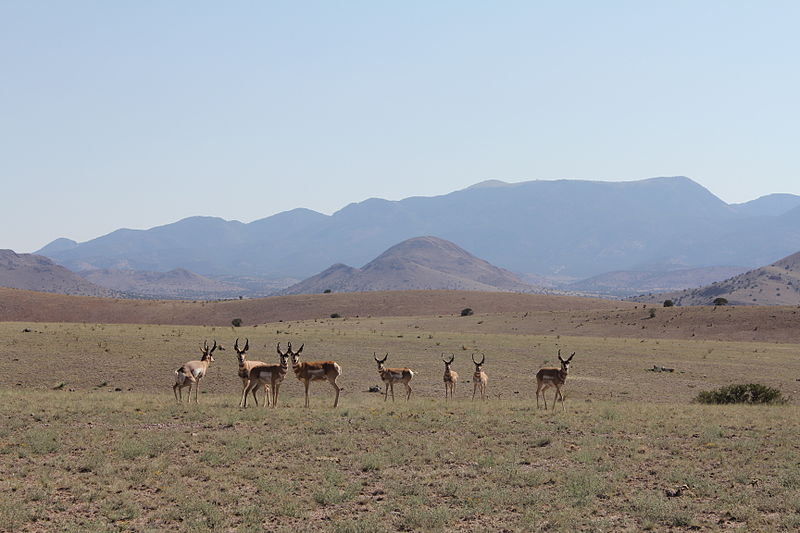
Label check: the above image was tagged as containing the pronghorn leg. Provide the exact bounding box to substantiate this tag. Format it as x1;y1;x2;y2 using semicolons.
329;378;340;408
473;383;477;400
383;382;389;402
263;384;271;408
535;384;541;409
390;383;395;402
272;382;280;408
304;380;310;408
252;383;262;407
194;380;200;403
173;383;180;402
240;380;248;408
404;382;412;401
542;385;549;410
557;387;565;412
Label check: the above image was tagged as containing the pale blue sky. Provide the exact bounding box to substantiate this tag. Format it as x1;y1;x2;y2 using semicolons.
1;1;798;253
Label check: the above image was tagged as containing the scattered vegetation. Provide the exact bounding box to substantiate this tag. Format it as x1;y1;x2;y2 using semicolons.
460;307;474;316
695;383;787;405
330;313;341;319
713;297;729;306
663;299;674;307
231;317;243;327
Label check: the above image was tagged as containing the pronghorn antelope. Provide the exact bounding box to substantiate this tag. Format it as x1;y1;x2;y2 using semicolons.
374;352;415;402
173;340;218;403
536;350;574;411
471;353;488;400
442;353;458;400
234;338;270;408
244;342;291;408
290;343;342;408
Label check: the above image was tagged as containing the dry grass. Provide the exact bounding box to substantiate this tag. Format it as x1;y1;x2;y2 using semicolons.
2;294;800;531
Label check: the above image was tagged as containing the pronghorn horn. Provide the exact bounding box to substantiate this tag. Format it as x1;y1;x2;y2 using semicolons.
479;353;485;365
210;340;217;353
235;338;241;352
567;352;575;362
244;338;249;352
472;353;478;365
277;342;282;355
295;344;304;354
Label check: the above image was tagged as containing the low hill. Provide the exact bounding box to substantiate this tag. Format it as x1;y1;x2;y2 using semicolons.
0;287;628;326
565;266;749;297
80;267;246;299
632;251;800;306
282;236;535;294
0;250;111;297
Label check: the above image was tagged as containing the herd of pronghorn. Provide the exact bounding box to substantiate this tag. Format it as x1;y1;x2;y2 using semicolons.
173;339;576;411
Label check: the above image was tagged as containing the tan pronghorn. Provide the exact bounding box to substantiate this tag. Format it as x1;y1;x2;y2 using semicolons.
442;353;458;400
234;338;271;407
290;343;342;408
173;340;218;403
536;350;574;411
374;352;415;402
471;353;488;400
244;342;291;408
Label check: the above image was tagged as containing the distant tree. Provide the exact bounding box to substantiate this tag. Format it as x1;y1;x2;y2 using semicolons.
663;299;674;307
231;318;243;327
330;313;341;319
713;297;729;306
460;308;474;317
323;289;332;294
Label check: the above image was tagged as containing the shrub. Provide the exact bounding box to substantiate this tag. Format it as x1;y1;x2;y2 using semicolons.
695;383;787;405
460;308;474;317
323;289;332;294
231;318;243;327
648;308;657;318
330;313;341;319
663;299;674;307
713;297;729;306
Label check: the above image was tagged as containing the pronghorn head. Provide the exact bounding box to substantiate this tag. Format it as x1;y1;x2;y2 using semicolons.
558;350;575;373
234;338;249;365
472;353;485;371
200;340;218;362
374;352;388;370
442;353;455;368
276;342;292;366
287;342;304;366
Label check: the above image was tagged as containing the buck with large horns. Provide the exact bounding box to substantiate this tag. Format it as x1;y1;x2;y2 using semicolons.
290;343;342;408
535;350;574;411
374;352;415;402
442;353;458;400
471;353;488;400
244;342;291;408
173;340;218;403
234;338;271;407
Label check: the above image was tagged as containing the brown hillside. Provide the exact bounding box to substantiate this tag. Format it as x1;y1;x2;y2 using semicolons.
0;250;111;297
283;236;534;294
0;287;630;326
80;267;245;299
633;251;800;306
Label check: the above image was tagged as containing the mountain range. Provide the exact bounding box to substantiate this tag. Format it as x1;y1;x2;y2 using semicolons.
0;250;112;297
31;176;800;296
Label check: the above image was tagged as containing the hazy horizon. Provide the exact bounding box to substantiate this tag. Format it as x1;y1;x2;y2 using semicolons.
2;2;798;252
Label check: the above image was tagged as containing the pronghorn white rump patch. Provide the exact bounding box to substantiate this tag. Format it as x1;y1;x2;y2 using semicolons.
192;368;204;379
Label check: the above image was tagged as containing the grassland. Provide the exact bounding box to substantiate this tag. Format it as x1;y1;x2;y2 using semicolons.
2;299;800;531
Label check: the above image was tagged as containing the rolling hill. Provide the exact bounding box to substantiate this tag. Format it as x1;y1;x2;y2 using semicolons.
79;268;246;300
36;176;800;284
632;251;800;306
281;236;535;294
0;250;112;297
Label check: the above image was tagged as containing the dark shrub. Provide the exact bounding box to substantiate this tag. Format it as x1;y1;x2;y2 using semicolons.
663;299;674;307
231;318;243;327
330;313;341;319
460;308;474;317
695;383;786;405
713;297;729;306
323;289;332;294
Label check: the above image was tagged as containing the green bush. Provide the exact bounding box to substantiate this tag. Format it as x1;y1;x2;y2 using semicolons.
695;383;787;405
663;299;674;307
